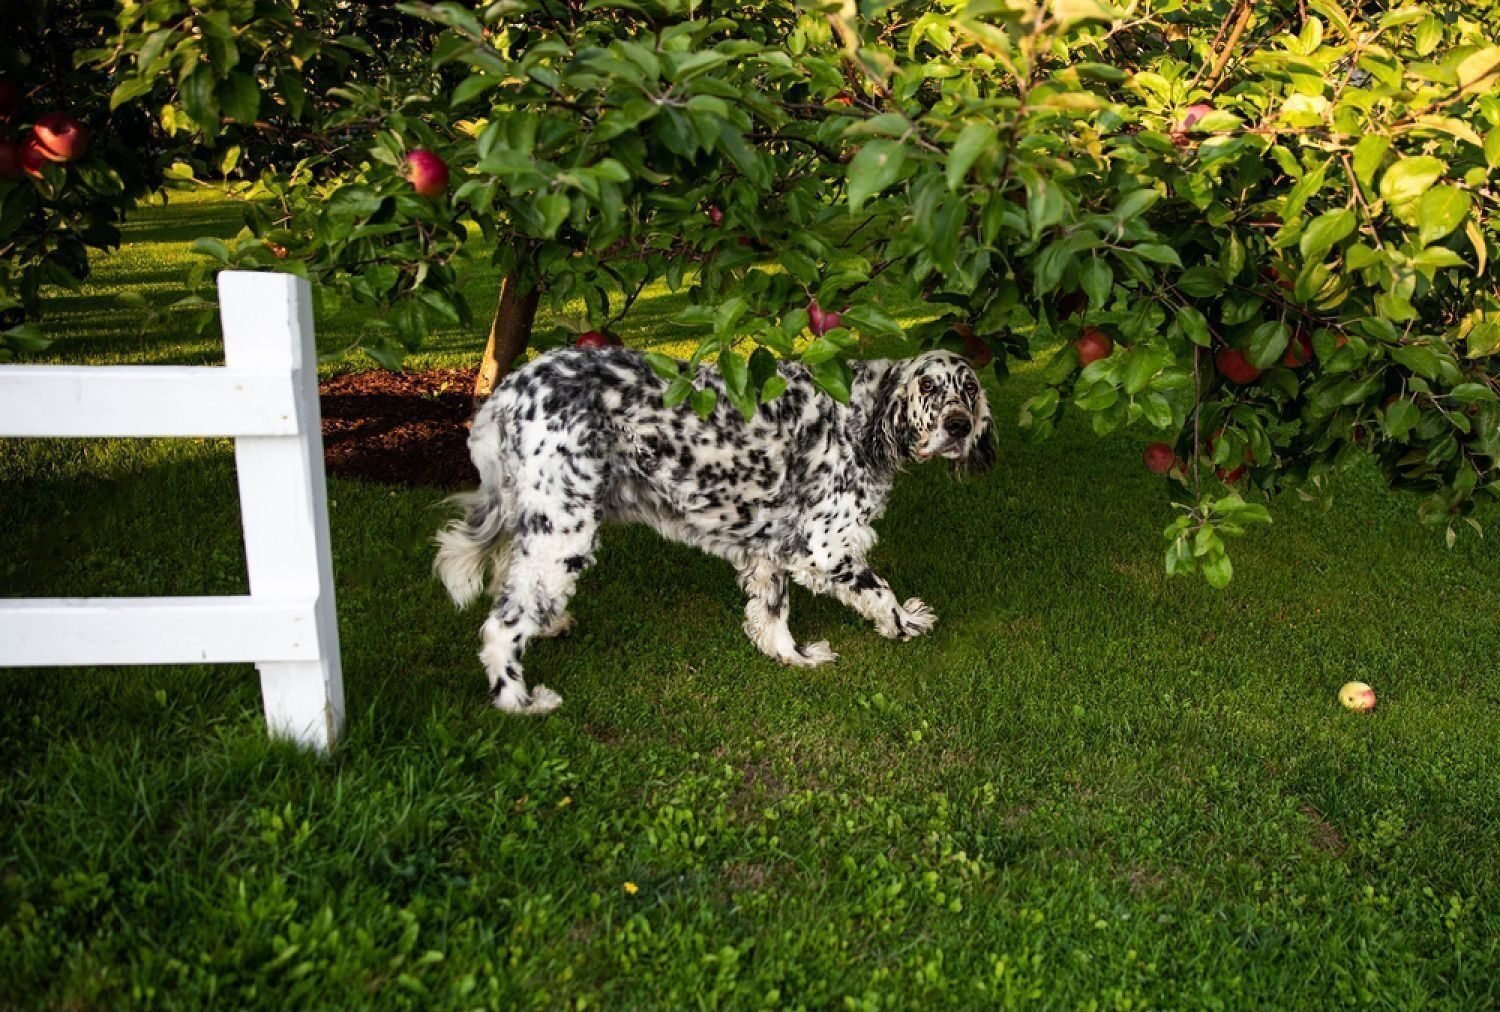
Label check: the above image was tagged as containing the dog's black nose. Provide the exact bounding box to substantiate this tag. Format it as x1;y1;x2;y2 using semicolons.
944;415;972;439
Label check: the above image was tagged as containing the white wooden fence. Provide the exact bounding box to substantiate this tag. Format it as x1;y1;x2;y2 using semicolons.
0;272;345;752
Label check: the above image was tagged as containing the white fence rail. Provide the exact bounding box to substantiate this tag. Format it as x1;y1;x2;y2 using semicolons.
0;272;345;752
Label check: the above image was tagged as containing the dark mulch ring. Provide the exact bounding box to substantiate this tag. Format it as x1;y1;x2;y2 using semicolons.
319;367;478;489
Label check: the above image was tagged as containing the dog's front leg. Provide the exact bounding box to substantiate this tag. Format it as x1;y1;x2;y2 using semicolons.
794;554;936;642
738;559;837;667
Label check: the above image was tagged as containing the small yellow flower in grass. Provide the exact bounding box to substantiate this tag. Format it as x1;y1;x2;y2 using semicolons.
623;881;639;895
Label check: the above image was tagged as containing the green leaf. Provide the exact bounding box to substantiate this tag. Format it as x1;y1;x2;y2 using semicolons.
1466;321;1500;357
644;352;680;381
1028;180;1066;238
946;123;995;190
1113;188;1160;221
1177;266;1226;298
663;376;693;407
192;237;230;263
1299;209;1355;261
537;193;569;238
1202;550;1233;589
179;65;219;131
847;141;907;213
1417;186;1470;245
1383;398;1420;438
1449;382;1497;404
218;70;260;124
110;74;155;111
809;358;853;403
1177;306;1211;347
761;374;789;403
1378;156;1446;221
1414;16;1443;55
1409;247;1467;271
1131;243;1181;267
1080;258;1112;310
718;349;749;399
1247;321;1291;369
1392;345;1444;379
1351;135;1389;190
841;306;904;339
691;387;719;418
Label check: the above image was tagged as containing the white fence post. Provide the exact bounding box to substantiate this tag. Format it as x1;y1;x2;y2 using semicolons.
0;270;344;753
219;272;344;752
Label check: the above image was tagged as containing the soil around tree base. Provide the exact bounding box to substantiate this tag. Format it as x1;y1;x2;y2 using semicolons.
319;367;478;489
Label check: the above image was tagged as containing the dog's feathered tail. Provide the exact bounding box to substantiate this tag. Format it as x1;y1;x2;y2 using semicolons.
433;402;516;609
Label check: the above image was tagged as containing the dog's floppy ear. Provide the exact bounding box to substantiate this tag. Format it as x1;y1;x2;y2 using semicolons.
862;365;913;470
953;390;996;478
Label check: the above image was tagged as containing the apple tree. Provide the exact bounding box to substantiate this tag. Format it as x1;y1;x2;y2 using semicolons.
26;0;1500;584
804;0;1500;584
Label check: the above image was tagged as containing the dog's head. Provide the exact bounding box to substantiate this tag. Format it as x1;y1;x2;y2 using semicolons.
869;351;996;476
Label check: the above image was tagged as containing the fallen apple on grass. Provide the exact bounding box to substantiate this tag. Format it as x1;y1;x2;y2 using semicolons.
1338;681;1376;712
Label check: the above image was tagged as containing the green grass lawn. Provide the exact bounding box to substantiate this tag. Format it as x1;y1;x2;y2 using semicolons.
2;192;1499;1009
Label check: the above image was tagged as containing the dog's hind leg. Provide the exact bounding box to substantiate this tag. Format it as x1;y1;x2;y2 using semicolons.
739;558;837;667
480;524;597;713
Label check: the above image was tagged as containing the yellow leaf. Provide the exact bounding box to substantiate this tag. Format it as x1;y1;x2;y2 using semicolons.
1466;217;1487;275
1457;46;1500;94
1404;115;1486;148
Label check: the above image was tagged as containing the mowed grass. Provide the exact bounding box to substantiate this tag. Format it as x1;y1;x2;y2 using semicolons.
2;192;1499;1009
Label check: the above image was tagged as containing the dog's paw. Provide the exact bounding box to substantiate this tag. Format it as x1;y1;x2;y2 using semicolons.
897;597;937;640
790;639;838;667
539;612;575;639
527;684;564;713
494;683;564;715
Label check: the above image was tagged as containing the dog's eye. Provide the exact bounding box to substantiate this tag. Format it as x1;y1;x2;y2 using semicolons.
918;377;935;395
964;381;978;396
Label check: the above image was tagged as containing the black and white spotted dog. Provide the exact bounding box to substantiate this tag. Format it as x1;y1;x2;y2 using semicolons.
434;346;994;714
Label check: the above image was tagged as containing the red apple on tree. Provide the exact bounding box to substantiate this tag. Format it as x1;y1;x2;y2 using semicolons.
808;300;843;337
575;330;612;349
31;113;88;162
1142;442;1176;475
706;205;724;226
404;148;448;197
1176;103;1214;132
1056;291;1086;318
1282;329;1313;368
955;322;992;367
1215;346;1261;385
1074;326;1113;366
17;136;48;178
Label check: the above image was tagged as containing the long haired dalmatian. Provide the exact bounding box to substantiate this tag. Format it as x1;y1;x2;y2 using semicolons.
434;346;994;714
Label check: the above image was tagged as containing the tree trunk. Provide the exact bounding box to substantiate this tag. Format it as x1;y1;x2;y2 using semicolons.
473;269;541;408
